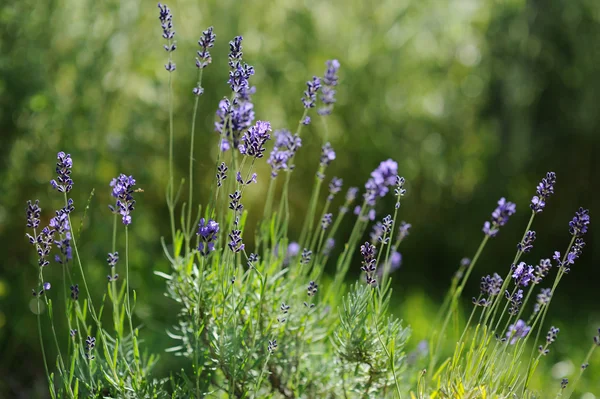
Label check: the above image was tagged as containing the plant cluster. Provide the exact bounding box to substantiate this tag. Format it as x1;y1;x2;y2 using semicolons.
24;3;597;398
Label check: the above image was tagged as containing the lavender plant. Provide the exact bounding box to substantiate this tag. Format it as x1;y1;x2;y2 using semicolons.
24;3;597;398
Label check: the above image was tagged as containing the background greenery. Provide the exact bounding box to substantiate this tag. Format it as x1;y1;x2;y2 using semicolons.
1;0;598;396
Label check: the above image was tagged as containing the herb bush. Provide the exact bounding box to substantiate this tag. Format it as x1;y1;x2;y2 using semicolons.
24;3;598;398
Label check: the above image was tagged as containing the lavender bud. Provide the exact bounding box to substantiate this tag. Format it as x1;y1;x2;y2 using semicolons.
302;76;321;109
197;218;219;256
530;172;556;213
505;319;530;345
110;174;137;225
50;152;74;193
482;197;516;237
569;207;590;237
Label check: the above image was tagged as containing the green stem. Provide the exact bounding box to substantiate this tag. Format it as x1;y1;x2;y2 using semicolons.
186;69;204;256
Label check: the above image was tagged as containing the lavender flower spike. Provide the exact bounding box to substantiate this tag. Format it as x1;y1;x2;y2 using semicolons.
196;26;216;69
302;76;321;109
197;218;219;256
320;142;336;167
364;159;398;206
318;59;341;116
482;197;516;237
569;207;590;237
109;174;137;225
530;172;556;213
26;200;41;229
50;152;73;193
239;121;271;158
506;319;531;345
512;262;534;287
158;3;176;71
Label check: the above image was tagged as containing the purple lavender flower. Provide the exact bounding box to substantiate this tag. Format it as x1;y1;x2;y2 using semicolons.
318;59;340;116
480;273;503;296
354;206;376;221
229;36;243;64
50;152;73;193
196;26;215;69
109;174;136;225
517;230;536;253
561;379;568;389
397;221;411;242
158;3;175;43
236;171;257;185
228;191;243;212
323;238;335;256
158;3;176;71
568;238;585;263
394;176;407;209
267;129;302;178
215;98;256;151
239;121;271;158
321;213;333;230
85;336;96;360
302;76;321;108
301;249;312;265
482;198;516;237
247;253;259;269
327;177;343;201
505;289;524;315
506;319;530;345
26;200;41;229
229;60;255;96
319;142;336;168
307;281;318;296
288;242;300;257
228;229;244;253
377;251;402;280
530;172;556;213
546;326;559;344
226;36;255;100
70;284;79;300
107;252;119;267
569;207;590;237
217;162;228;187
268;339;278;353
302;116;311;125
197;218;219;256
49;202;73;264
32;282;51;297
534;287;552;313
533;258;551;284
30;226;54;268
360;241;377;285
370;221;384;244
346;187;359;203
512;262;534;287
364;159;398;206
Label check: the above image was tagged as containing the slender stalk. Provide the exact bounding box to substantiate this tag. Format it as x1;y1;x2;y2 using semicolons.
167;71;177;250
566;343;597;399
110;214;120;335
429;235;489;372
186;69;205;256
37;298;55;398
124;226;139;379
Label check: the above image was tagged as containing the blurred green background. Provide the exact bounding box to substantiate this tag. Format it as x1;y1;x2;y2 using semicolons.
1;0;598;396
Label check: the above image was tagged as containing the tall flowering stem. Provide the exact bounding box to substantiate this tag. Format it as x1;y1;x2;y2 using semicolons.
158;3;178;252
184;27;216;256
